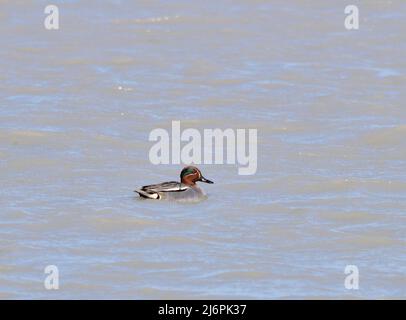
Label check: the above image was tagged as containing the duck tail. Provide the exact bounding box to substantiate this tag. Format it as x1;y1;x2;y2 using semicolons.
134;189;161;199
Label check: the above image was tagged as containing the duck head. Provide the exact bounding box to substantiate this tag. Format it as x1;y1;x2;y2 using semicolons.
180;166;214;186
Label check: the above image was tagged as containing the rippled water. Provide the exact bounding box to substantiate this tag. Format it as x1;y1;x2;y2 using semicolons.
1;0;405;299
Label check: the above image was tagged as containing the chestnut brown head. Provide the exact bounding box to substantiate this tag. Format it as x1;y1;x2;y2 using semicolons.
180;166;214;186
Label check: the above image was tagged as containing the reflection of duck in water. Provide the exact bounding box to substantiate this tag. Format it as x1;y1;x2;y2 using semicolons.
134;166;214;201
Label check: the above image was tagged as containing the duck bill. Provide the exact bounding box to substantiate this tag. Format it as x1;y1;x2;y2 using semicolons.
200;176;214;184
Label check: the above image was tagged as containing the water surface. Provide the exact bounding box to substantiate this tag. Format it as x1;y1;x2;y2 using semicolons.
0;0;405;299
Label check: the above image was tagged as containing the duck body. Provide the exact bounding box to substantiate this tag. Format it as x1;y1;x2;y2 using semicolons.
134;166;213;202
135;181;206;201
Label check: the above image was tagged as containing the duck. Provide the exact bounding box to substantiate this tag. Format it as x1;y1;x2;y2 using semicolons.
134;166;213;201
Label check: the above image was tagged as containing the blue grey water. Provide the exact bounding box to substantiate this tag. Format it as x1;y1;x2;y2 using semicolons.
0;0;405;299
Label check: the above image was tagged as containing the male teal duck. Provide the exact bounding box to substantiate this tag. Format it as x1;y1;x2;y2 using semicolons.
134;166;213;201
